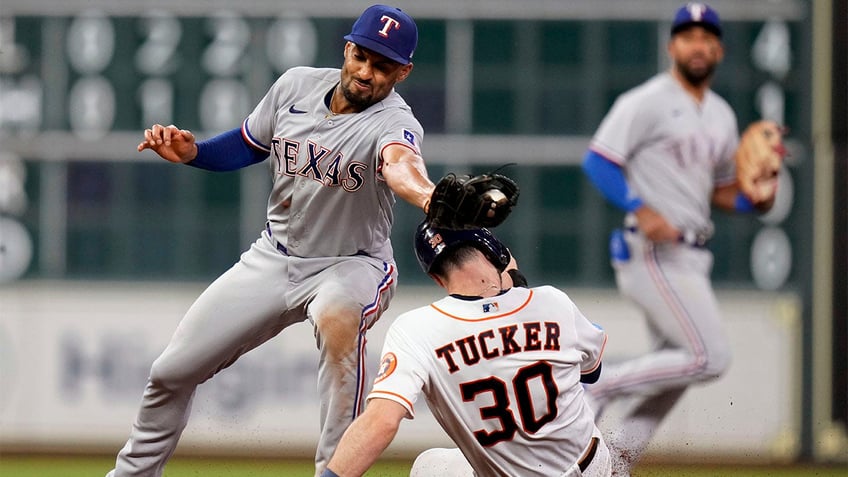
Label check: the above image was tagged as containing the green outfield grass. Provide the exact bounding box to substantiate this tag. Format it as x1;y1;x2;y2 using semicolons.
0;455;408;477
0;455;846;477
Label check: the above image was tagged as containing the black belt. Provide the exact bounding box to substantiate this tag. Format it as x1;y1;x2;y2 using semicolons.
578;437;599;472
264;223;370;258
626;226;710;249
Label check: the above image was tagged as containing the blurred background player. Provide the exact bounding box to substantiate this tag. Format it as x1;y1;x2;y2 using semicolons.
106;5;435;477
321;222;609;477
581;3;777;475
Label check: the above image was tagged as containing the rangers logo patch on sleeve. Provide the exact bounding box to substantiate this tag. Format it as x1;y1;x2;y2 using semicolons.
403;129;416;147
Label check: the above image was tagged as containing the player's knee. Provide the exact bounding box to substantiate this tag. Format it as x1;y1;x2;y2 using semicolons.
410;448;473;477
707;345;732;378
313;306;361;361
693;343;732;382
148;354;199;391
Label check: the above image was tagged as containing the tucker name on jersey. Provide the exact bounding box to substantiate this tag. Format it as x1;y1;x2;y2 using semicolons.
435;321;562;373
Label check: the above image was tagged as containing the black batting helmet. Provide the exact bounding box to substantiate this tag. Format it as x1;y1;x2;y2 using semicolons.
414;221;511;274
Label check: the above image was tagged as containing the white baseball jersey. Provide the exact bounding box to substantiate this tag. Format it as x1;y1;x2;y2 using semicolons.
589;72;738;236
369;286;607;476
243;66;424;261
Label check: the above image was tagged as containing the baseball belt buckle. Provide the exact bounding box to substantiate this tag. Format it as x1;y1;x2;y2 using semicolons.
680;230;709;248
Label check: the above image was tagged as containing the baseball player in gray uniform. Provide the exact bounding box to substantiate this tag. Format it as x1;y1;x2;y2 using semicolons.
321;222;611;477
106;5;435;477
581;3;775;475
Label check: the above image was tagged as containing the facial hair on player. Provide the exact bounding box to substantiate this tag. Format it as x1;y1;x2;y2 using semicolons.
676;58;716;87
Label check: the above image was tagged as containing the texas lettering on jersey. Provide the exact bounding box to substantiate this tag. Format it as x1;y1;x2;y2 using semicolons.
271;137;367;192
434;321;562;373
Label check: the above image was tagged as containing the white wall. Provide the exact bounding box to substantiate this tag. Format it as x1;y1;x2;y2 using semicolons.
0;281;801;462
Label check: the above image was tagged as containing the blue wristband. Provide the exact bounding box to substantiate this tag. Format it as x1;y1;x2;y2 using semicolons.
625;197;644;213
319;469;341;477
734;191;756;213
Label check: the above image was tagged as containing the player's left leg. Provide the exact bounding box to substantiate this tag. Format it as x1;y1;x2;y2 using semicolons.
303;256;398;477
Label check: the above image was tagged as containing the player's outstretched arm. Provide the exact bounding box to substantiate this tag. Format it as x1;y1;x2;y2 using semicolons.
381;144;435;212
137;123;197;164
323;398;407;477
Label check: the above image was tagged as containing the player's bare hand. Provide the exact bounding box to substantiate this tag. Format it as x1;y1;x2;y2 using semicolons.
137;124;198;164
634;206;680;243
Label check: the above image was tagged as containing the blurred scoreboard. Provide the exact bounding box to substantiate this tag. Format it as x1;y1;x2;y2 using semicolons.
0;12;347;137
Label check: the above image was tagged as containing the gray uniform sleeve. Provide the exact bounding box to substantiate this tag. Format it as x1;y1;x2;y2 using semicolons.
243;72;294;151
375;108;424;178
590;93;654;165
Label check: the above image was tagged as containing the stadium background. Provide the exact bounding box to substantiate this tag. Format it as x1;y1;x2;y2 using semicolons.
0;0;845;475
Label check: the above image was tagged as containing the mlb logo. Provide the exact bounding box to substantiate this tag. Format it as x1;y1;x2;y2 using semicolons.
403;129;416;146
482;302;499;313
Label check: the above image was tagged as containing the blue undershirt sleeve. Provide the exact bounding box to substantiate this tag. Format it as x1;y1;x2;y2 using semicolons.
581;362;602;384
581;149;643;212
187;127;268;172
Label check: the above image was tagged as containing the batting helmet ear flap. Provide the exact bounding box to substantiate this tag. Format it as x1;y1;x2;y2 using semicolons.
414;220;510;274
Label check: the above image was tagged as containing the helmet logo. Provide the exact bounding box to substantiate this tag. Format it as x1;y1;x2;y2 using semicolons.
428;233;444;250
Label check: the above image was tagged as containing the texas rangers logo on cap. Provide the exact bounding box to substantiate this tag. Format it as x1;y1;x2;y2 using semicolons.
671;2;722;38
688;3;707;21
378;14;401;38
344;4;418;64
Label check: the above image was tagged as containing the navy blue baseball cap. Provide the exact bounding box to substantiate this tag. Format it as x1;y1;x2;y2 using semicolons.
344;4;418;65
671;3;722;38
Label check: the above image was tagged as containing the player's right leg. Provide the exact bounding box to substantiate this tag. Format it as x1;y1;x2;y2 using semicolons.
304;257;398;477
106;236;301;477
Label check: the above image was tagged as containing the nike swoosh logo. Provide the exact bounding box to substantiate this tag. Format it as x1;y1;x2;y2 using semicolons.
289;105;307;114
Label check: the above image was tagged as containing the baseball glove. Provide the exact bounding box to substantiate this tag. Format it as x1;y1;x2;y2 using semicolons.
426;172;519;229
735;120;787;204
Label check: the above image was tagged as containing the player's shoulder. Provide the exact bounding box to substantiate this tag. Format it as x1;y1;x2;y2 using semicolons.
375;90;417;117
705;88;736;117
280;66;339;85
370;92;422;132
528;284;574;304
391;303;438;329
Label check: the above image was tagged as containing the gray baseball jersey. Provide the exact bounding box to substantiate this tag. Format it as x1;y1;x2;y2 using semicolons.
107;66;419;477
590;72;738;236
368;286;608;476
583;71;737;475
244;66;424;261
